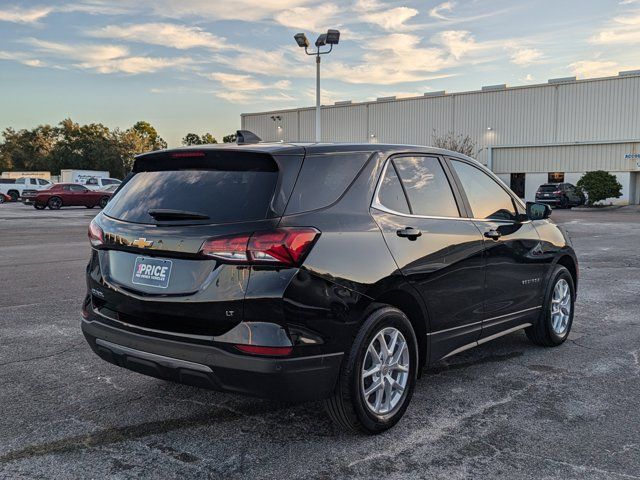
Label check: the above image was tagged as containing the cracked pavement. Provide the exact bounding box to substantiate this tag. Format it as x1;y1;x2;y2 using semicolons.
1;203;639;479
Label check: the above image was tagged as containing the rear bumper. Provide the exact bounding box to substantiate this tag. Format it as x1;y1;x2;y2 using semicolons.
536;198;561;205
81;318;343;402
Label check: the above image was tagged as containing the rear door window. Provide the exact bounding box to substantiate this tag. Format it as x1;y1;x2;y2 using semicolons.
392;156;460;217
104;169;279;225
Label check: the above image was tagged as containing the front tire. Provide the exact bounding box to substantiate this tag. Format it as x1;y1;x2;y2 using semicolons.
324;305;418;434
526;266;575;347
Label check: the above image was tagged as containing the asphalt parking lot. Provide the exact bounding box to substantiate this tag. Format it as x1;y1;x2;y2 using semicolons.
1;202;639;479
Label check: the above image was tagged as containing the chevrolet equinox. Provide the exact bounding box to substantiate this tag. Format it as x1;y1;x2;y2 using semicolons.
82;138;578;433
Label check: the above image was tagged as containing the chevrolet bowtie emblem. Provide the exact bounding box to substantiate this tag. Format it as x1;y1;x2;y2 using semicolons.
132;238;153;248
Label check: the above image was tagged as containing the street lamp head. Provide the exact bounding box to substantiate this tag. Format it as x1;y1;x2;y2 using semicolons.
294;33;309;48
315;33;327;47
326;29;340;45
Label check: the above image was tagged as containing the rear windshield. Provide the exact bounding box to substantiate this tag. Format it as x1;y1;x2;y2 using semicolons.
538;184;558;192
104;169;278;224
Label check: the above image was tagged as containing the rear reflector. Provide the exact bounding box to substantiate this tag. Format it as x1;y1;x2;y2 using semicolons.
200;227;320;267
235;344;293;356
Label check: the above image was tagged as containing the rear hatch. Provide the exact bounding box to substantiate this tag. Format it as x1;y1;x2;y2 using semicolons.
537;184;559;197
90;147;304;338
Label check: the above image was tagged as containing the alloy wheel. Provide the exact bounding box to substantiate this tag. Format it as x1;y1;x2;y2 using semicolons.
551;278;571;335
361;327;410;415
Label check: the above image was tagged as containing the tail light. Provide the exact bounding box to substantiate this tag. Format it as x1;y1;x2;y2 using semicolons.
200;227;320;267
88;218;104;247
554;190;562;195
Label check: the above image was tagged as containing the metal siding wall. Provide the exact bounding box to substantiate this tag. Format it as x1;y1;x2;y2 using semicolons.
322;105;368;142
455;87;556;147
493;142;640;173
242;76;640;175
556;77;640;142
368;97;453;144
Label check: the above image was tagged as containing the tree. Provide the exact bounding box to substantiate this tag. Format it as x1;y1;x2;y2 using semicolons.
182;132;217;145
223;133;237;143
576;170;622;205
432;131;476;157
0;125;56;172
200;133;217;144
182;133;202;145
131;121;167;150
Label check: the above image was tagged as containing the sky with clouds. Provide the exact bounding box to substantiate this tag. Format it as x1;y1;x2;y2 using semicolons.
1;0;639;146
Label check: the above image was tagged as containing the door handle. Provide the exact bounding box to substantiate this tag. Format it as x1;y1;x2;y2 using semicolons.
484;229;502;240
396;227;422;240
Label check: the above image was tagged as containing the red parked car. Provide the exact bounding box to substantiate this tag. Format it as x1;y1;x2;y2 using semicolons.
33;183;112;210
0;193;11;204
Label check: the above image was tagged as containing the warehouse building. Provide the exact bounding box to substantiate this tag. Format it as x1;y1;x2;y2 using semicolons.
242;71;640;204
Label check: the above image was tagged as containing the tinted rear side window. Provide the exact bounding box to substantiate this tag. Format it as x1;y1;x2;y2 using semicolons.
377;162;410;214
104;170;278;225
285;152;371;214
393;156;459;217
538;184;558;192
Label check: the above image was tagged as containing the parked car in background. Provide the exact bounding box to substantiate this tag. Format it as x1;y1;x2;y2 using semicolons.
535;183;585;208
0;177;53;201
32;183;112;210
85;177;121;191
82;141;578;433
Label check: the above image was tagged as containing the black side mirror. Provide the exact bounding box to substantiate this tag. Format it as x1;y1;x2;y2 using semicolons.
526;202;551;220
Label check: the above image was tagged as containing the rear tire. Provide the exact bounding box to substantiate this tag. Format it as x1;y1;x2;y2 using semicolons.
0;195;4;204
526;266;575;347
98;196;109;208
8;190;18;202
48;197;62;210
324;305;418;434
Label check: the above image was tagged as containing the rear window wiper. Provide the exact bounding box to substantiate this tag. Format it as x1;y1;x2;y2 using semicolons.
148;209;210;220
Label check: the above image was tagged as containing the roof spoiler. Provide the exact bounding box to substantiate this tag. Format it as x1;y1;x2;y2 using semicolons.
236;130;262;145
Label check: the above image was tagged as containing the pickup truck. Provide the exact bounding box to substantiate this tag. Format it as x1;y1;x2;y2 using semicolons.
0;177;53;201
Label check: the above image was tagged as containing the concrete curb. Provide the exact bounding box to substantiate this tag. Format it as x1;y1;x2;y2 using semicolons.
571;205;623;211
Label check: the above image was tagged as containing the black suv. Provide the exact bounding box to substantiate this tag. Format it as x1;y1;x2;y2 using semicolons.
82;141;578;433
535;182;585;208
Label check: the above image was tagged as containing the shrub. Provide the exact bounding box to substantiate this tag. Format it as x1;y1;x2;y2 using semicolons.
576;170;622;205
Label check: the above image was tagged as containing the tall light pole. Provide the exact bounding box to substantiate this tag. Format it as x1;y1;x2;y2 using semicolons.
294;29;340;142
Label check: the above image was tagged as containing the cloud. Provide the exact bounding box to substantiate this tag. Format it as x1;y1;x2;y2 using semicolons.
429;2;455;20
360;6;419;31
91;23;236;50
591;12;640;44
274;4;342;32
0;50;46;67
569;60;619;78
0;6;53;24
24;38;193;74
510;47;543;66
206;72;293;104
147;0;314;22
434;30;481;59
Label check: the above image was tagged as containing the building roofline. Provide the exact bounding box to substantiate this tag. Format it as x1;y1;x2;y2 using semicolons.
241;71;640;117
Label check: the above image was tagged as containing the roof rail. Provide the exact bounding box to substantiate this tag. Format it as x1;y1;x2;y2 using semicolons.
236;130;262;145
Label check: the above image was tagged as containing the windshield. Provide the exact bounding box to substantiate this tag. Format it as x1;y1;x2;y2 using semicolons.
104;169;278;225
